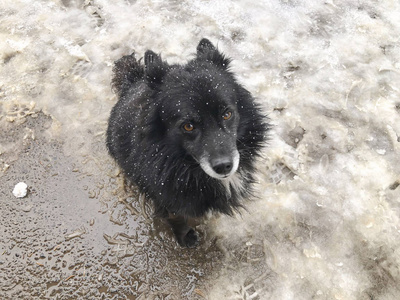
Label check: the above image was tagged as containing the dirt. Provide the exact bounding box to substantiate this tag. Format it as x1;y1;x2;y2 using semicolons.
0;111;224;299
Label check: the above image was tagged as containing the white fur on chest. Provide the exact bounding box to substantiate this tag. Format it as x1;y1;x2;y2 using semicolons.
220;172;246;198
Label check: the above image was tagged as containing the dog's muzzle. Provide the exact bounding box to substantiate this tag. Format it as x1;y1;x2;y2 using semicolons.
199;150;240;179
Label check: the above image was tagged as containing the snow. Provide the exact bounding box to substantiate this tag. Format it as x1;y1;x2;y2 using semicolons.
1;0;400;298
12;182;28;198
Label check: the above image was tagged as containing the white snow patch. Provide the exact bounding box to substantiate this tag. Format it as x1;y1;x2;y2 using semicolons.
12;182;28;198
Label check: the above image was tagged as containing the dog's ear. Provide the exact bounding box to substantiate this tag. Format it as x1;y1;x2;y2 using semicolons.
197;38;217;53
144;50;168;87
196;38;231;70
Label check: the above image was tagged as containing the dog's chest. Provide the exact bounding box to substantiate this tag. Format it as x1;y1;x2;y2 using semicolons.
220;172;246;198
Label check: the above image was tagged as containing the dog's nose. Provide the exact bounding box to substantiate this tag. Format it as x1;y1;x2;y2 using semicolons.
211;158;233;175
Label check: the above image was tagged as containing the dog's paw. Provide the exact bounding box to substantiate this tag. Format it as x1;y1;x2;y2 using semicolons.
178;229;199;248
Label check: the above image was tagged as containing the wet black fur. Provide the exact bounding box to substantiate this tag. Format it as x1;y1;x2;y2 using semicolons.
107;39;269;247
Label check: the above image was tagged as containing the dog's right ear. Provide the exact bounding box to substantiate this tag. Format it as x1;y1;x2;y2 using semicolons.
196;38;231;70
197;38;217;53
144;50;168;87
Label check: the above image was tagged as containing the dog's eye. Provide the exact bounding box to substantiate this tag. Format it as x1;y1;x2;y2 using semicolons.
183;123;194;132
223;111;232;120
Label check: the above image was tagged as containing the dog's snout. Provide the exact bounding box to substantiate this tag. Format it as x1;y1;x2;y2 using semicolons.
211;158;233;175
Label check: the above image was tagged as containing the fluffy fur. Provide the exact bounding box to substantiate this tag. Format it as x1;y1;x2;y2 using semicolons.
107;39;268;247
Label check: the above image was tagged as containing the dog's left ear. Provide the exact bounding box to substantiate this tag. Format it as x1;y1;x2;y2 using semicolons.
144;50;168;87
196;38;231;70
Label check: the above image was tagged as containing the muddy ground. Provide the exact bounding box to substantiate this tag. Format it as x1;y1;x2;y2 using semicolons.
0;110;223;299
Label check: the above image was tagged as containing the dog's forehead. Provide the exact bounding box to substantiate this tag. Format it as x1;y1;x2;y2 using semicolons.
160;94;226;122
165;70;235;103
159;66;237;122
168;88;232;113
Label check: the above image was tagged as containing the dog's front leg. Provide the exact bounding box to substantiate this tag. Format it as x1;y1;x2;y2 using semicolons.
167;213;199;248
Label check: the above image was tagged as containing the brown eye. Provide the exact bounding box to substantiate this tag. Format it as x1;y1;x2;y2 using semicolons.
223;111;232;120
183;123;194;132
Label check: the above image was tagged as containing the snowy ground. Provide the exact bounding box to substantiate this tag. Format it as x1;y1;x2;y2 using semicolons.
1;0;400;299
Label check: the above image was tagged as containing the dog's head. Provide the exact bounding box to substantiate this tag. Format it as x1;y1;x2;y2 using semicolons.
143;39;243;179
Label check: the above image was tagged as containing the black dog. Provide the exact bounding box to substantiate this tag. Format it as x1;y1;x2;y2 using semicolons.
107;39;268;247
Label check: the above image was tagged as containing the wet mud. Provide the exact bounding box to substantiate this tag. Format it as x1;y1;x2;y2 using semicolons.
0;111;223;299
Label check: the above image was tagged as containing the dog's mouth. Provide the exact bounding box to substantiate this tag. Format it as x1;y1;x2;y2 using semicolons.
199;150;240;179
